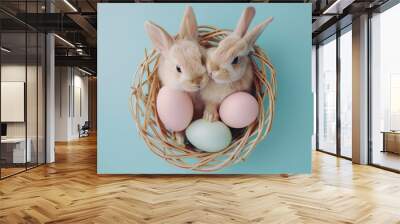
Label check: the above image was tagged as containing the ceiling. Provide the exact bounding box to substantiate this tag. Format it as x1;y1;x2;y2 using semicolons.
0;0;391;75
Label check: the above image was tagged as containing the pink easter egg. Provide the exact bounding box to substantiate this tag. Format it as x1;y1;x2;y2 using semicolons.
219;92;259;128
156;86;194;131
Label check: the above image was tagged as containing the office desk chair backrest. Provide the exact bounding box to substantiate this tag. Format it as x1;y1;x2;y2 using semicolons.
82;121;90;130
1;123;7;137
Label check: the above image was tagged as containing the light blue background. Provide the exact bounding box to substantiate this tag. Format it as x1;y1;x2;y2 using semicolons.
98;3;312;174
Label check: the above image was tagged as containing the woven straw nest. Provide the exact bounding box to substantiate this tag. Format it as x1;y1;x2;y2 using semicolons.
129;25;277;172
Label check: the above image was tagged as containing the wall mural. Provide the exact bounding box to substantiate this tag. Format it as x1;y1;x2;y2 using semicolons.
98;3;312;174
130;6;276;171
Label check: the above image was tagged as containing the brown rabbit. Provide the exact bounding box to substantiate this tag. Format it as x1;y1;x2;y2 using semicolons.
201;7;273;121
145;6;208;144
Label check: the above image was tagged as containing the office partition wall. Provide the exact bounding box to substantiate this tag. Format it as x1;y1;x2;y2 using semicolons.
0;1;47;179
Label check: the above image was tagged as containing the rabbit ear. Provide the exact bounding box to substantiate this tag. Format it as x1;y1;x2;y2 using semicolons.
243;17;273;46
144;20;174;53
179;6;198;40
234;7;256;37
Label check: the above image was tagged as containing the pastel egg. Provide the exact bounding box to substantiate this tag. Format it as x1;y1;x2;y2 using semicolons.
219;92;259;128
186;119;232;152
156;86;193;131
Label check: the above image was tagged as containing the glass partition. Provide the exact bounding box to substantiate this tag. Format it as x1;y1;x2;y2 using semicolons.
38;32;45;165
1;31;28;177
316;25;354;160
27;31;38;169
371;3;400;171
0;2;46;179
339;28;352;158
317;35;337;154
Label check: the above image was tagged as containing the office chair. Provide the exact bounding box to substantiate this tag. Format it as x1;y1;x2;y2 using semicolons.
79;121;90;138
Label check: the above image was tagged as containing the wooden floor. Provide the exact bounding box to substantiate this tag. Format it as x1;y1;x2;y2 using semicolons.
1;135;400;224
0;167;26;178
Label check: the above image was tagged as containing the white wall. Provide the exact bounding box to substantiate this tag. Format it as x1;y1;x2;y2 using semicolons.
71;73;89;138
1;65;42;138
55;66;70;141
1;66;26;139
55;67;89;141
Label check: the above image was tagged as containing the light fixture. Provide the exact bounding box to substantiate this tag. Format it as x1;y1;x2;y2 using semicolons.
322;0;354;15
63;0;78;12
78;67;93;76
1;47;11;53
323;0;341;14
54;34;75;48
76;49;83;55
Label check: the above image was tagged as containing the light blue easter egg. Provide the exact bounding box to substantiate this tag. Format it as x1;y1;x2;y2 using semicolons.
186;119;232;152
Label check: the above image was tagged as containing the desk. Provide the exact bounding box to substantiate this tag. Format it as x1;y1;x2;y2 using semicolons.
1;138;31;163
382;131;400;154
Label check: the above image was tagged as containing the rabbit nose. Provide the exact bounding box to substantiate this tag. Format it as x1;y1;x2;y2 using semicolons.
209;61;219;72
192;76;203;85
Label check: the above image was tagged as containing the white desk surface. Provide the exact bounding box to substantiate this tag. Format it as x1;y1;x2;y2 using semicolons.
1;138;27;144
1;137;32;163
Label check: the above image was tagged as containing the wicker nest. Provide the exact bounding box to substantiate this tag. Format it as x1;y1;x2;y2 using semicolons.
129;25;277;172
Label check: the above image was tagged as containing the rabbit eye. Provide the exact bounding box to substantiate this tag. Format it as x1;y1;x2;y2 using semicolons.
231;57;239;65
176;65;182;73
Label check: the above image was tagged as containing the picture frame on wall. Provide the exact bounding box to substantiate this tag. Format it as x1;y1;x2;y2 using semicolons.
97;3;312;174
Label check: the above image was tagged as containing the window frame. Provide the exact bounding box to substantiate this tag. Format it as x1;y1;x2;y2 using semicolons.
315;24;353;161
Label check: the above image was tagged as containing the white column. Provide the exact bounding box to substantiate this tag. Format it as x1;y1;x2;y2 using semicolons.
46;32;55;163
352;14;369;164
